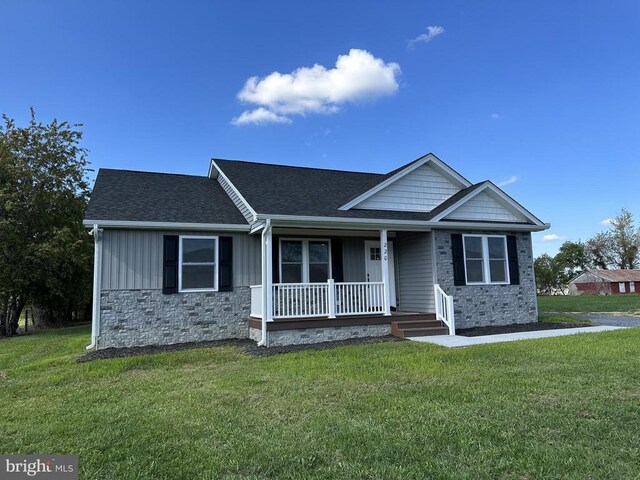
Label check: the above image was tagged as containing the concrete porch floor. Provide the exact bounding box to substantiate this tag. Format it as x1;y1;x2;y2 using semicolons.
411;325;626;348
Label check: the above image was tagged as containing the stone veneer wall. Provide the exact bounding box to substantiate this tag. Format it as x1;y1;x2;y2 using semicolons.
250;324;391;347
98;287;250;349
433;230;537;329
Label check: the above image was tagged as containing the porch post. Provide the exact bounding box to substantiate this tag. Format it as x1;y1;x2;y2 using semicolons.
380;229;392;316
265;223;273;322
259;220;272;347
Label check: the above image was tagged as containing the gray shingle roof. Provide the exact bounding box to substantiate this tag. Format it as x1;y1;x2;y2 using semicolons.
214;159;496;222
85;169;248;225
214;159;443;221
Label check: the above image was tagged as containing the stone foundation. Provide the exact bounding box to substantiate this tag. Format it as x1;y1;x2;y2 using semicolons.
250;324;391;347
433;230;538;329
98;288;250;349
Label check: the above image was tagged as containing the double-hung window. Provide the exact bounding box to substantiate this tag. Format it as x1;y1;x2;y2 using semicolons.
280;239;331;283
463;235;509;285
179;236;218;292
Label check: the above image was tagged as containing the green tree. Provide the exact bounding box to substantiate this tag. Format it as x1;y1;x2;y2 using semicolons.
609;209;639;269
585;232;614;269
534;254;560;295
554;241;587;287
0;110;92;336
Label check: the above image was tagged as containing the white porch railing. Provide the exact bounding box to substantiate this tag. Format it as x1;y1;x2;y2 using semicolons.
272;282;330;319
335;281;385;316
434;284;455;335
250;285;263;318
250;280;387;319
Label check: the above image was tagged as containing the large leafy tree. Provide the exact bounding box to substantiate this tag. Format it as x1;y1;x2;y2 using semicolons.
554;241;587;286
609;209;639;269
0;110;92;336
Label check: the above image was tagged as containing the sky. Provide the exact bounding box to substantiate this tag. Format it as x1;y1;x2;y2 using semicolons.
1;1;639;257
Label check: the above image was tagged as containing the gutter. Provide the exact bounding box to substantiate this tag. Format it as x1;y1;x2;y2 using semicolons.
86;224;103;350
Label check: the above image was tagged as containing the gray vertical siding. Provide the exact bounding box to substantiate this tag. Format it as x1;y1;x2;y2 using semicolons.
217;175;255;223
396;231;434;312
101;229;261;290
341;237;366;282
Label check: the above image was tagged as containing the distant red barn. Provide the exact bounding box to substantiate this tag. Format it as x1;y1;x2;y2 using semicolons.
568;269;640;295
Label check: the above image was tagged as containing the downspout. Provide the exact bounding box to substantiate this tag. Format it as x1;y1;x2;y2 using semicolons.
86;224;103;350
258;219;272;346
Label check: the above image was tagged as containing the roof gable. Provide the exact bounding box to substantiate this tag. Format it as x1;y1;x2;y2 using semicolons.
339;153;471;211
431;182;545;226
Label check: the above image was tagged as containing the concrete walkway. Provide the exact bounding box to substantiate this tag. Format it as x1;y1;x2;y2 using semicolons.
411;325;625;348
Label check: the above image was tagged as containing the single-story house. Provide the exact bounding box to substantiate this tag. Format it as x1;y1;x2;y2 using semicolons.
568;269;640;295
83;153;549;349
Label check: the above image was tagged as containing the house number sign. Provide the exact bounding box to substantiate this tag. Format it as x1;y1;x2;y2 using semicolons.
383;242;388;261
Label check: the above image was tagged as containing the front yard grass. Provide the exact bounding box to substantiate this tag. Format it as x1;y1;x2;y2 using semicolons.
538;294;640;313
1;325;639;479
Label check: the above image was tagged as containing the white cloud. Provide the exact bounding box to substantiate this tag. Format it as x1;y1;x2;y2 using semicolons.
497;175;519;187
541;234;568;242
232;49;401;125
408;26;445;47
491;113;502;120
231;107;291;126
600;218;613;226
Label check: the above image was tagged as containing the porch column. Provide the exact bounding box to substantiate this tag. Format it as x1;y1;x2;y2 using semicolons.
259;220;273;346
380;229;392;316
264;222;273;322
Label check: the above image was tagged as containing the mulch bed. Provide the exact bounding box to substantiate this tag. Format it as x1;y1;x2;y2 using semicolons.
77;338;253;362
457;321;591;337
244;335;404;357
77;335;404;362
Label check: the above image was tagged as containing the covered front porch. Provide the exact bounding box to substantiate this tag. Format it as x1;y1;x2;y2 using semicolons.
249;223;454;346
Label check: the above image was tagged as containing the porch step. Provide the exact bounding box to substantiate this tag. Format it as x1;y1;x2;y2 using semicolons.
391;317;448;338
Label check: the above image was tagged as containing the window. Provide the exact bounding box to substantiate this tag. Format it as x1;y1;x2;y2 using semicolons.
179;236;217;292
463;235;509;285
631;282;636;293
280;239;331;283
619;282;626;293
370;247;381;260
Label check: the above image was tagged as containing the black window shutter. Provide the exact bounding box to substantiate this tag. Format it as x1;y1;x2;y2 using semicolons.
451;234;466;286
331;238;344;282
507;235;520;285
272;235;280;283
218;236;233;291
163;235;179;294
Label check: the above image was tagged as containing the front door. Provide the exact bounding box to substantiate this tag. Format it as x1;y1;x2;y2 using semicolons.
364;240;397;308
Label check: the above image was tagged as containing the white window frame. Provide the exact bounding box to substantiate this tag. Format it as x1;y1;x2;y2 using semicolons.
279;238;332;283
462;234;510;285
619;282;626;293
630;281;635;293
178;235;219;293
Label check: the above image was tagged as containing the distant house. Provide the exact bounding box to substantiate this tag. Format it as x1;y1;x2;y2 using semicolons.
568;269;640;295
83;153;549;350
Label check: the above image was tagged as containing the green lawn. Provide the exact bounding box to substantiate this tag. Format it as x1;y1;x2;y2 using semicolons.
538;294;640;313
1;326;640;479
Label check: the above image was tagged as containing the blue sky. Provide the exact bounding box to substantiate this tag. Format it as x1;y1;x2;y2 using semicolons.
2;1;639;257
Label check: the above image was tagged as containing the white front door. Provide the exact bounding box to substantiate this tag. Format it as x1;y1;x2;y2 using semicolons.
364;240;396;308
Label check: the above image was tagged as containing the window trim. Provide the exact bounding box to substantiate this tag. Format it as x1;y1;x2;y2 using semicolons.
178;235;219;293
462;234;510;286
619;282;626;293
279;238;332;283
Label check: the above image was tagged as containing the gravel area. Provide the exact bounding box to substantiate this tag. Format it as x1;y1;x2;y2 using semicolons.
557;313;640;328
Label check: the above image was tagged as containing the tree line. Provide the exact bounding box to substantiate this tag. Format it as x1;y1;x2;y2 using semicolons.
0;110;92;336
535;209;640;295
